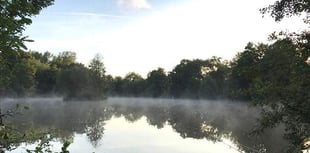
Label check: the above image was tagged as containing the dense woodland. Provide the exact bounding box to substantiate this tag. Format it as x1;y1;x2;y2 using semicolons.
0;39;309;101
0;0;309;152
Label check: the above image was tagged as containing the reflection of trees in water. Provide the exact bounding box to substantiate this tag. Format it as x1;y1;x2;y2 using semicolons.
168;105;220;141
108;99;288;153
145;105;168;129
86;121;105;147
3;98;288;152
2;99;112;147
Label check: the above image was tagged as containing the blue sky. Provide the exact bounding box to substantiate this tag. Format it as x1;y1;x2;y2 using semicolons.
25;0;308;77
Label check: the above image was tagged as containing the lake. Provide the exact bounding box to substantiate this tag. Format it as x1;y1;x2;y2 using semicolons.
1;97;288;153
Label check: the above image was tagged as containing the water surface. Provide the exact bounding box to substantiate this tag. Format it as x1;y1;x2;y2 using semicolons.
1;97;288;153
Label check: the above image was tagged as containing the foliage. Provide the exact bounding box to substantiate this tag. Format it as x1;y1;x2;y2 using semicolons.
0;0;54;52
122;72;146;97
30;51;53;64
228;43;266;100
250;39;310;152
146;68;168;97
199;57;229;99
0;0;54;96
0;104;71;153
109;76;125;96
51;52;76;69
35;68;57;94
9;54;36;96
255;0;310;152
57;63;93;100
168;57;229;99
0;1;73;152
88;54;108;99
89;54;105;78
108;58;229;99
55;53;108;100
260;0;310;22
168;59;206;98
25;141;70;153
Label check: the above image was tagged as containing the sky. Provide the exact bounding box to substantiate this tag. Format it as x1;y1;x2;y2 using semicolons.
24;0;308;77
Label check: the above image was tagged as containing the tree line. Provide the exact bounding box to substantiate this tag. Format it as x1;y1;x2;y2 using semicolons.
1;38;308;102
0;50;108;100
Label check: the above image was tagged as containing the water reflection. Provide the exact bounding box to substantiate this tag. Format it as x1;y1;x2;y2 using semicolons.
2;97;288;153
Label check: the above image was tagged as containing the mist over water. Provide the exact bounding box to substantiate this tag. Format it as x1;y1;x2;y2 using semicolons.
1;97;288;153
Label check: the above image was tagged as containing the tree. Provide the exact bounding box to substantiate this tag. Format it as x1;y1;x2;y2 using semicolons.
9;55;36;96
146;68;168;97
89;54;105;78
30;51;53;64
0;0;54;53
257;1;310;152
228;43;266;100
109;76;125;96
0;0;54;95
51;51;76;69
198;57;229;99
168;58;227;99
35;68;57;94
250;39;310;152
260;0;310;22
56;63;93;100
169;59;206;98
88;54;107;99
0;1;62;152
123;72;146;96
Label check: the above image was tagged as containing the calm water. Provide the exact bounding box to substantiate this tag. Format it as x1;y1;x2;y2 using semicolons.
1;97;288;153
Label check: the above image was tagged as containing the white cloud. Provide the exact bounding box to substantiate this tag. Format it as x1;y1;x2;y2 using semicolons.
117;0;151;9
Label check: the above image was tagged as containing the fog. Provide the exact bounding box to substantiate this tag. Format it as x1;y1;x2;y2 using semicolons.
1;97;288;153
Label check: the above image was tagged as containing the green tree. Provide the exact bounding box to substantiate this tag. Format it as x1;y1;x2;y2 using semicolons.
0;52;16;95
57;63;93;100
0;0;54;53
0;51;47;96
0;0;54;95
109;76;124;96
255;1;310;152
199;57;229;99
57;59;108;100
146;68;168;97
89;54;105;78
250;39;310;152
0;0;54;93
35;68;57;94
9;57;36;96
228;43;266;100
51;51;76;69
169;59;206;98
30;51;53;64
123;72;145;96
260;0;310;22
0;1;72;152
88;54;107;99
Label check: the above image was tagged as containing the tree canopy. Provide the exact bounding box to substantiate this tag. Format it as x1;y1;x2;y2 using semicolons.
260;0;310;22
0;0;54;52
0;0;54;96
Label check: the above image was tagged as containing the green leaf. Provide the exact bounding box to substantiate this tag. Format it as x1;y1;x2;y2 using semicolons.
20;42;28;50
24;39;34;42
